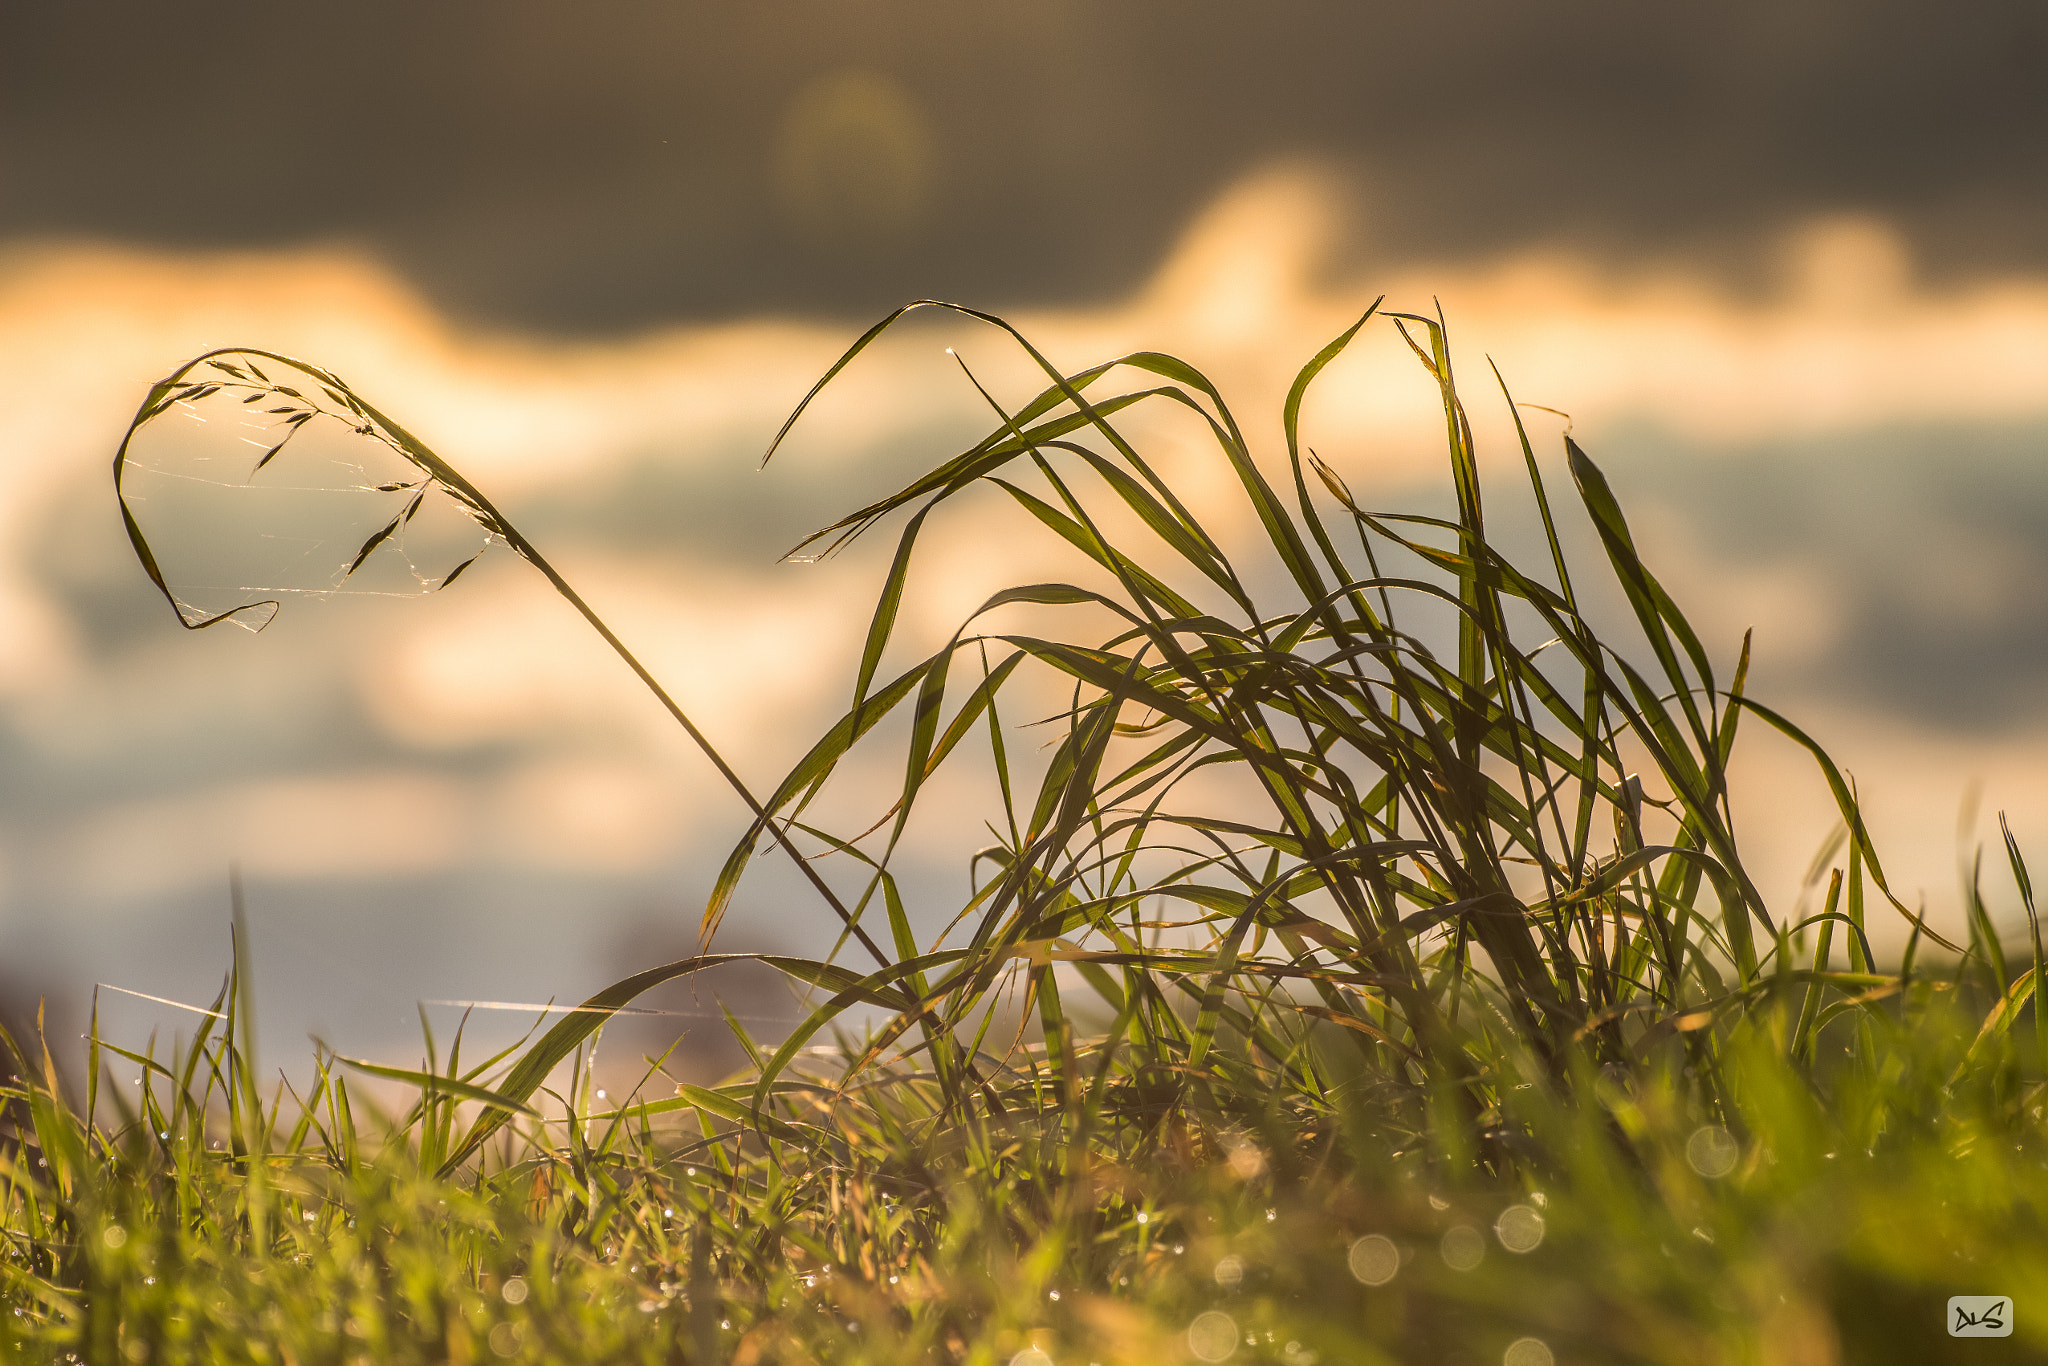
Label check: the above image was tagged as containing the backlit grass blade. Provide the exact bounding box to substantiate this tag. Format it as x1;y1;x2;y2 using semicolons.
326;1053;539;1120
2001;812;2046;1073
440;952;860;1175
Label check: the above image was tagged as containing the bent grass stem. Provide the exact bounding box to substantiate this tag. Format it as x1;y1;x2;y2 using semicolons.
111;346;889;970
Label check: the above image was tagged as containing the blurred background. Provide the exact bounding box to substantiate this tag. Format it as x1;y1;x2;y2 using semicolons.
4;1;2048;1073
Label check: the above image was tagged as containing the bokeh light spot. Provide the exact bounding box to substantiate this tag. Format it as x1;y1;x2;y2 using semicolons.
1440;1225;1486;1271
1346;1233;1399;1286
1188;1310;1239;1362
773;70;933;252
1494;1203;1545;1253
1686;1124;1740;1178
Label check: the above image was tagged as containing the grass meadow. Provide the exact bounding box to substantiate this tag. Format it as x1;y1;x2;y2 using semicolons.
7;302;2048;1364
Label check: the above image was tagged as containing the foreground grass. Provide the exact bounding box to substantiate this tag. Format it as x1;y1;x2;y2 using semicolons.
9;304;2048;1361
6;995;2046;1363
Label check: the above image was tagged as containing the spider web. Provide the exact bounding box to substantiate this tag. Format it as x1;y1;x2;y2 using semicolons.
119;379;498;628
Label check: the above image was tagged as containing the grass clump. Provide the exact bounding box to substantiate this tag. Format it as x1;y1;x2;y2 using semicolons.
5;303;2046;1361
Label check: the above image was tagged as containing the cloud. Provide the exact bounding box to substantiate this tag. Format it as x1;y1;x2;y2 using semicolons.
55;769;470;902
10;1;2046;331
356;550;871;772
489;757;692;874
10;163;2048;1046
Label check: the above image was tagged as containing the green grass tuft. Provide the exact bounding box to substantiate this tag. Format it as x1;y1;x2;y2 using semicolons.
4;304;2042;1361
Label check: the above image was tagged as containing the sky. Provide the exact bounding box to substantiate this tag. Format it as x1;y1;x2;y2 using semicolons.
4;4;2048;1072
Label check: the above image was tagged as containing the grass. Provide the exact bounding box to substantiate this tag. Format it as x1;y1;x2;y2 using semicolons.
7;303;2048;1362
